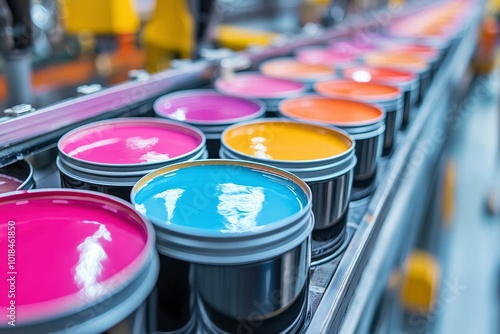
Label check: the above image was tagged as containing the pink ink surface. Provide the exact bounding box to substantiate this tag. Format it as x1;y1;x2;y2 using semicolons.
215;73;306;99
0;174;22;193
296;47;359;66
0;190;150;323
155;91;263;123
59;120;202;164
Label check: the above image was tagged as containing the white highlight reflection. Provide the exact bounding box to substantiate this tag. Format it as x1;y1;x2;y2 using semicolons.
170;107;188;121
153;189;185;223
140;151;170;162
217;183;264;233
250;136;271;159
126;136;159;150
134;203;147;215
67;138;120;157
352;70;372;83
74;221;112;300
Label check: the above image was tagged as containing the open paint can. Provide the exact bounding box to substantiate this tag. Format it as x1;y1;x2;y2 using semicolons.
279;95;385;195
382;49;436;96
154;90;265;158
0;160;34;193
219;119;356;260
315;79;402;156
215;72;306;117
259;57;336;90
343;66;418;128
131;160;313;334
0;189;159;333
379;43;440;78
57;118;207;201
362;51;430;106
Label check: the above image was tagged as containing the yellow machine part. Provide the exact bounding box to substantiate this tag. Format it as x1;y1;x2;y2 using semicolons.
399;250;440;313
389;0;405;6
442;159;456;228
474;16;499;75
215;25;279;51
61;0;139;35
142;0;195;72
488;0;500;15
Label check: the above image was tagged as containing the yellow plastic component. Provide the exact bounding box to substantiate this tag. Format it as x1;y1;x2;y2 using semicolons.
442;159;456;227
309;0;329;4
215;25;279;51
389;0;405;6
143;0;195;72
488;0;500;15
61;0;139;35
474;16;499;75
400;250;440;313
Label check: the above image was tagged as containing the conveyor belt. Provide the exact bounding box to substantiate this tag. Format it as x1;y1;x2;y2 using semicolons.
305;5;482;333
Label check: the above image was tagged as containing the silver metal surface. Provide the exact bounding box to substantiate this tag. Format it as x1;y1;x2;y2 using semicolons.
76;84;103;95
4;104;35;117
309;170;353;230
382;98;403;154
0;159;35;190
401;90;412;128
352;124;385;182
305;5;482;333
4;54;33;107
195;238;310;319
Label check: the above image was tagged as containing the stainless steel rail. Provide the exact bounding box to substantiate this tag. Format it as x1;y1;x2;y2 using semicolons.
305;4;483;333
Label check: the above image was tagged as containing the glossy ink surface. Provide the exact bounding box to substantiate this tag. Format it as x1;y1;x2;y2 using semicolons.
0;192;148;323
134;164;307;233
280;96;384;125
155;92;263;123
60;121;202;164
0;174;22;193
260;58;335;81
315;79;401;101
215;73;306;99
223;121;352;161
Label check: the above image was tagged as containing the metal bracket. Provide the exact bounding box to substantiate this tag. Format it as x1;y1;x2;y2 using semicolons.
4;104;35;117
76;84;103;96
